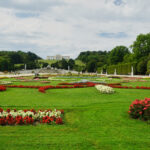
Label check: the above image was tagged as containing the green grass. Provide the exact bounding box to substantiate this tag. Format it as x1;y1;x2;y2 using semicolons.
75;60;86;67
38;59;57;65
38;59;85;67
0;79;150;150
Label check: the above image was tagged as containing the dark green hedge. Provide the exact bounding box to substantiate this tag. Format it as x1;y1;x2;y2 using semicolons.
106;62;137;75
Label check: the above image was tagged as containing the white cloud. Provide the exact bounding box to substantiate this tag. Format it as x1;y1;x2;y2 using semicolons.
0;0;149;58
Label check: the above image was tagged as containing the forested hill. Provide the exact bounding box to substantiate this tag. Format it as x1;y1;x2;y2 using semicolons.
0;51;41;71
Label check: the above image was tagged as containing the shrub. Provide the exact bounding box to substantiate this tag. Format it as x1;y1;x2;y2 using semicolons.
128;98;150;121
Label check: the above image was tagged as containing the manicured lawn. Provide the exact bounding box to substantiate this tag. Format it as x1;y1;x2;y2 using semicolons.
0;79;150;150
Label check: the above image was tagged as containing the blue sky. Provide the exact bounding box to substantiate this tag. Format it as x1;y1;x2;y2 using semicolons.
0;0;149;58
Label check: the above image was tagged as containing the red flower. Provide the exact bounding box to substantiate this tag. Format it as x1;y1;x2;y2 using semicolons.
0;86;6;91
6;109;11;113
0;108;3;113
55;117;63;124
60;109;64;114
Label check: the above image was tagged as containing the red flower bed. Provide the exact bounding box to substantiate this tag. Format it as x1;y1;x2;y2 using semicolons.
128;98;150;121
0;86;6;92
0;108;64;126
5;81;150;94
108;84;150;90
6;85;41;88
38;82;97;93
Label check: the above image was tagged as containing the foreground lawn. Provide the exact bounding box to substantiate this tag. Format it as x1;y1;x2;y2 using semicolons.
0;80;150;150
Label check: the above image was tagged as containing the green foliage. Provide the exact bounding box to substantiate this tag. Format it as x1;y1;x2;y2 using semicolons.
131;33;150;60
77;33;150;75
68;59;75;70
87;60;97;72
77;51;108;64
147;60;150;74
51;59;68;70
107;62;137;75
108;45;130;65
137;59;147;75
0;51;41;71
74;60;86;72
42;62;49;68
0;56;14;71
77;51;108;72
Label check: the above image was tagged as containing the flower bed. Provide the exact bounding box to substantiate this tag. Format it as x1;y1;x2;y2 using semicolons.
108;84;150;90
4;81;150;94
4;82;98;93
0;86;6;92
128;98;150;121
95;85;115;94
6;85;41;88
0;108;64;125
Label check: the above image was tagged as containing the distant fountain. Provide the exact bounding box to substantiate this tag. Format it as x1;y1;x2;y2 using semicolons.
131;66;134;77
68;66;70;71
106;70;108;75
24;64;27;70
114;69;117;75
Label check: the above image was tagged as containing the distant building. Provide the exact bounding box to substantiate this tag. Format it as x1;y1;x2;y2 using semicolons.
47;55;70;60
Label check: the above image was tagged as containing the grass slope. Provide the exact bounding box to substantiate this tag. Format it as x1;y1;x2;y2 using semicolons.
38;59;85;67
0;80;150;150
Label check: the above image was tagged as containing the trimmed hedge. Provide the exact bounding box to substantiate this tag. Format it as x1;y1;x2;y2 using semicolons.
107;62;137;75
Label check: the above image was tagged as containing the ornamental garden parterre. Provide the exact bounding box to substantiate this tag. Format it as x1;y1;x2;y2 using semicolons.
0;75;150;150
0;76;150;126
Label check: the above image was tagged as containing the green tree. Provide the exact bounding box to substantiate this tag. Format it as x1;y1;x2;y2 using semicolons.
9;52;22;64
42;62;49;68
147;60;150;74
68;59;75;70
87;60;97;72
0;57;14;71
108;46;130;65
61;59;68;69
137;59;147;75
131;33;150;60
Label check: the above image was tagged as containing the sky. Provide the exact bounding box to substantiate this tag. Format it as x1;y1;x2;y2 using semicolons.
0;0;149;59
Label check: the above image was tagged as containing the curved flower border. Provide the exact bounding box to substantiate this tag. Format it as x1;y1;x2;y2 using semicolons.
2;82;150;94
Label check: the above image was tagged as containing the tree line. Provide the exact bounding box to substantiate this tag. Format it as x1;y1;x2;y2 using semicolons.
0;51;41;71
75;33;150;75
0;32;150;75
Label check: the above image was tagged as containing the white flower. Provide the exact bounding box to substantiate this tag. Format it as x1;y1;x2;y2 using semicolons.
0;109;63;119
95;85;115;94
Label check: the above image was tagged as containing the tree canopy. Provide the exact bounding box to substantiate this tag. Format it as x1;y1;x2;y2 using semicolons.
131;33;150;60
108;46;130;65
0;51;41;71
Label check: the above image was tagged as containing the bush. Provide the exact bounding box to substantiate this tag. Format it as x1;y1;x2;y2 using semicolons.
128;98;150;121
